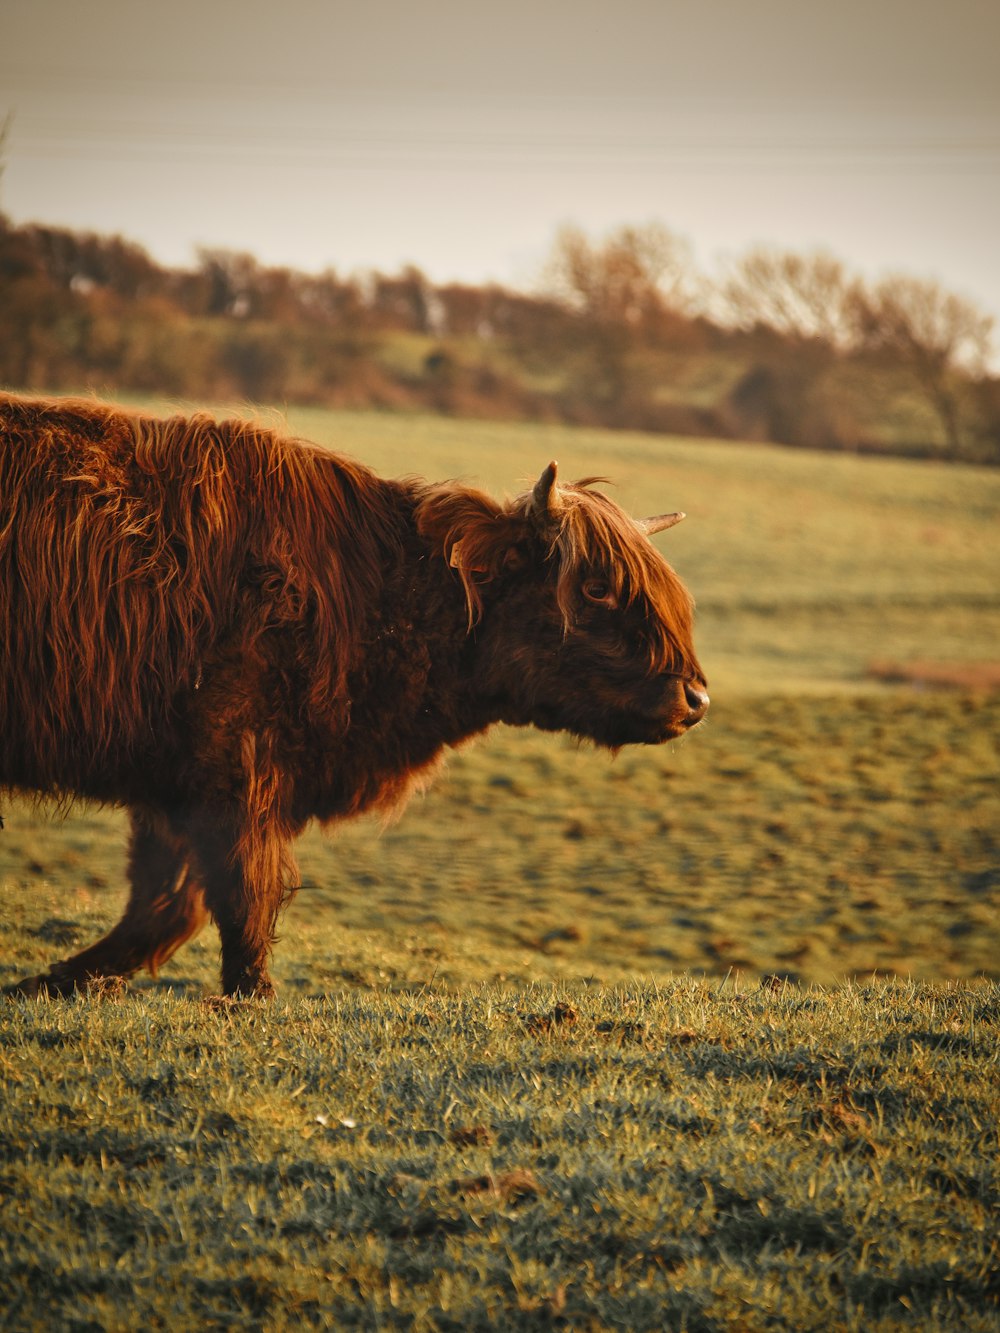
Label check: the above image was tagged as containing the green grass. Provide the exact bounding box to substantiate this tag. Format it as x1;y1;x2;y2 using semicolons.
2;403;999;1328
1;984;997;1330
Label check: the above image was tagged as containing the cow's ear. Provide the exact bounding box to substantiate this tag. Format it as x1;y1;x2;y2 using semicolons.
415;485;523;622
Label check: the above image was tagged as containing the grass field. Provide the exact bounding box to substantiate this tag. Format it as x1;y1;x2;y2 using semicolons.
2;403;999;1328
1;983;998;1330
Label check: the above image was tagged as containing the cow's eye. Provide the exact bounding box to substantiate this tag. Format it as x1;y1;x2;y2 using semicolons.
582;579;616;607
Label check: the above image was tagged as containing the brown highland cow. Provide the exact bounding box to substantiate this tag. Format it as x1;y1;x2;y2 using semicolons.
0;393;707;998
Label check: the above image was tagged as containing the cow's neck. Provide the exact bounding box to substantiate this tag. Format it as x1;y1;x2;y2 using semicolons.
301;543;502;823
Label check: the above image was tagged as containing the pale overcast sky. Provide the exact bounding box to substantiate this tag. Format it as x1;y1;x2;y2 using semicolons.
2;0;999;345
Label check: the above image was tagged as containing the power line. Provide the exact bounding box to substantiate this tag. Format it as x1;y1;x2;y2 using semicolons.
9;125;999;174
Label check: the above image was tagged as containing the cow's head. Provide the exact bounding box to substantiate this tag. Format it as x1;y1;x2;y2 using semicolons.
416;462;708;748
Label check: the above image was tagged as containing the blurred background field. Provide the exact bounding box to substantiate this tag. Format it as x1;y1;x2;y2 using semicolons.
2;405;997;990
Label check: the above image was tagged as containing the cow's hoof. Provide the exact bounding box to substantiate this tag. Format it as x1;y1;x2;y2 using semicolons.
79;975;128;1000
3;972;126;1000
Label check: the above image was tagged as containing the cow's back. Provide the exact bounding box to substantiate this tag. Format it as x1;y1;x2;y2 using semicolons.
0;395;397;802
0;396;241;794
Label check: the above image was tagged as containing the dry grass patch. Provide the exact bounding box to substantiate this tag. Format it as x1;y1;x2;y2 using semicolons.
868;659;1000;691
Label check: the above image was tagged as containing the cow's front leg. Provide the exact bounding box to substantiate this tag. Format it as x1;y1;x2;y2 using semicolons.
183;812;297;999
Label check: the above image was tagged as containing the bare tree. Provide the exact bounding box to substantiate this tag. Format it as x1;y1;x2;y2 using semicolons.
856;275;994;456
719;246;860;350
540;222;698;421
543;221;695;329
715;246;868;449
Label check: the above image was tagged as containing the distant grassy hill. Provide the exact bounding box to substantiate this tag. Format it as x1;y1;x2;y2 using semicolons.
372;328;971;460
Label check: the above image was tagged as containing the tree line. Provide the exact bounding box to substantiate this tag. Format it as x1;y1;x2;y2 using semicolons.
1;213;997;461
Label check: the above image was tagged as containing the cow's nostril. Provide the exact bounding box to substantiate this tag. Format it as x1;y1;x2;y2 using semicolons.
683;682;710;717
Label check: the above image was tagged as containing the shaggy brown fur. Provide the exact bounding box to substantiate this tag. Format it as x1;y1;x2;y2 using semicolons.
1;392;707;997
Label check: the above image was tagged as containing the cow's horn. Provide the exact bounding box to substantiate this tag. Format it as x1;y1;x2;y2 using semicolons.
529;460;562;522
636;512;686;535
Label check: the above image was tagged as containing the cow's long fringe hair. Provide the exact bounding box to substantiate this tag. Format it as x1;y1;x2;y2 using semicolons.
417;475;698;679
540;480;697;677
0;393;398;797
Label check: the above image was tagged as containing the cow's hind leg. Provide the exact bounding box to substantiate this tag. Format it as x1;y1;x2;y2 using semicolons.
5;812;209;997
182;812;296;1000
